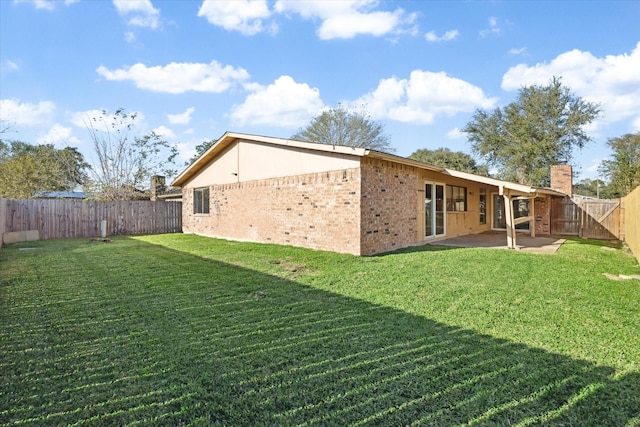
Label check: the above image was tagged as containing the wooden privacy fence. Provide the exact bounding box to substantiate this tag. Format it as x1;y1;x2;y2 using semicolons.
0;198;182;241
551;196;623;240
623;186;640;263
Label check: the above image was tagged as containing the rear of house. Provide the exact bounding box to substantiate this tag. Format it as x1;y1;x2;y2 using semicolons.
172;132;567;255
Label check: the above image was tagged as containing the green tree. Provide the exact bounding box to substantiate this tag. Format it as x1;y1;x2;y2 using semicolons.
463;77;600;186
83;109;178;200
599;132;640;196
0;141;88;198
186;139;216;166
573;178;615;199
292;105;394;152
409;147;489;175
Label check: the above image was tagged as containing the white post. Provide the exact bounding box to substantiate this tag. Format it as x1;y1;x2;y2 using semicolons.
504;192;516;249
100;220;107;238
530;197;536;238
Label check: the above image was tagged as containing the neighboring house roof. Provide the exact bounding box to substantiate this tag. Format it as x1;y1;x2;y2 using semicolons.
156;188;183;201
38;191;87;199
172;131;567;197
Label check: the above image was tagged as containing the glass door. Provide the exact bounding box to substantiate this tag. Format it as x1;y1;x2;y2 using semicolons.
425;182;445;238
492;194;530;230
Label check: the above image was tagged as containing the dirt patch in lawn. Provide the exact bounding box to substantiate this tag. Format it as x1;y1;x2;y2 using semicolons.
603;273;640;281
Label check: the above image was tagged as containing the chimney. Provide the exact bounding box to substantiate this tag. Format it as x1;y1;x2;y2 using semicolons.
550;165;572;198
150;175;166;201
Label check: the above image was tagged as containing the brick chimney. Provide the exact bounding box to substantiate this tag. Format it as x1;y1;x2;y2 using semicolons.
150;175;166;201
550;165;572;197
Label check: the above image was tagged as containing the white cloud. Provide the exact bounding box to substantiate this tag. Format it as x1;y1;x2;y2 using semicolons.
167;107;195;125
124;31;137;43
68;109;104;128
274;0;412;40
230;75;324;127
69;109;147;133
197;0;273;36
113;0;160;29
354;70;498;124
1;60;20;71
176;141;197;163
37;123;81;146
152;125;175;139
96;61;250;94
480;16;501;37
502;42;640;128
14;0;78;10
196;0;413;39
0;98;56;126
446;128;465;140
584;158;603;173
508;47;527;55
425;29;459;42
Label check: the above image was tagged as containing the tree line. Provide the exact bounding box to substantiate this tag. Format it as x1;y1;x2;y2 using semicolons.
1;78;638;200
1;109;177;200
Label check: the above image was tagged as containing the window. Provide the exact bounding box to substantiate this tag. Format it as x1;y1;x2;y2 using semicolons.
193;187;210;214
446;185;467;212
479;188;486;224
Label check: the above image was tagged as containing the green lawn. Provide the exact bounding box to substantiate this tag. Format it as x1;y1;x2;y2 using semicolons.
1;234;639;426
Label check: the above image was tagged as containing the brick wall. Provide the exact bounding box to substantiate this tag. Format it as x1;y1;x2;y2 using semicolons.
534;196;551;235
550;165;572;197
182;168;362;255
360;158;420;255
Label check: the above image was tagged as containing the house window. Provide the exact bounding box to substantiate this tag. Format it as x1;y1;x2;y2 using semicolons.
193;187;210;214
446;185;467;212
479;188;486;224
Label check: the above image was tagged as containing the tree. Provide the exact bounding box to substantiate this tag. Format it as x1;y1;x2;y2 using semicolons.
0;140;88;198
291;105;394;152
599;132;640;197
186;139;216;166
83;109;178;200
409;147;489;175
573;178;615;199
463;77;600;186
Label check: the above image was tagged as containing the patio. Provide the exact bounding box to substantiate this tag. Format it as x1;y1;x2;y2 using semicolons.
431;230;566;254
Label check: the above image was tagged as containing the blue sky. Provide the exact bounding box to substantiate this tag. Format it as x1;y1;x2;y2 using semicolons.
1;0;639;181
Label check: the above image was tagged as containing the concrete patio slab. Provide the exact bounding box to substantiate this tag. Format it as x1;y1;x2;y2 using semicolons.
431;230;566;254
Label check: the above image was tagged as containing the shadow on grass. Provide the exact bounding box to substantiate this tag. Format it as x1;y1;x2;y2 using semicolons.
1;237;638;426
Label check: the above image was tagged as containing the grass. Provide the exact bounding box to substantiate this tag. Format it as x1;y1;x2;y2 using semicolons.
1;234;639;426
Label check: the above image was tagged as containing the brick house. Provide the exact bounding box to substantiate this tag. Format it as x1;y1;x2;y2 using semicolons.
172;132;569;255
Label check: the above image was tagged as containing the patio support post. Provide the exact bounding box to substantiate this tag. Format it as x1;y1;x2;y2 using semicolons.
504;192;517;249
530;197;536;238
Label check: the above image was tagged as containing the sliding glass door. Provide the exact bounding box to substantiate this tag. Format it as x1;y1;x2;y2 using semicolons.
425;182;445;238
492;194;531;230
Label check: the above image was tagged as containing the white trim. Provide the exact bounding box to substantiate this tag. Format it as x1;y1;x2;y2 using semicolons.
424;181;446;239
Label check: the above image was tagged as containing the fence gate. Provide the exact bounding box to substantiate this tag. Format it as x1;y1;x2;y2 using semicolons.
551;197;580;235
552;197;621;240
575;198;621;240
